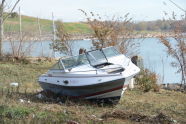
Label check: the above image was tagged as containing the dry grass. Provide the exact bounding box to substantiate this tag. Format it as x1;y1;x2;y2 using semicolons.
0;61;186;123
118;89;186;123
0;61;54;91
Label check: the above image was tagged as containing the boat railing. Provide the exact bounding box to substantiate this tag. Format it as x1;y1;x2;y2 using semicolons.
66;66;124;74
68;69;99;74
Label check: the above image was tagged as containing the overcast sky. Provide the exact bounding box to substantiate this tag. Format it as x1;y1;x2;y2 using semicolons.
8;0;186;22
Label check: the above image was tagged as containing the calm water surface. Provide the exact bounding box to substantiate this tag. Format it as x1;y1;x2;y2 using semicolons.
2;38;181;84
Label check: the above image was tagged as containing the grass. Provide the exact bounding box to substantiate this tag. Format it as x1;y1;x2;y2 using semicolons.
0;105;33;119
0;61;54;90
0;61;186;123
119;89;186;123
4;15;92;34
4;15;166;36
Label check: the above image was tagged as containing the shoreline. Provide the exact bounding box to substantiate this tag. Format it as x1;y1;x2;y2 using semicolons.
0;56;182;85
3;32;183;41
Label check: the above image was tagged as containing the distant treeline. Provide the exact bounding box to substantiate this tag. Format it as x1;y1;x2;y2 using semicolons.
4;12;186;34
133;20;186;32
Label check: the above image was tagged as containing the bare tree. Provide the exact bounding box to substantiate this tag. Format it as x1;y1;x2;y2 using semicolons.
79;10;137;55
159;13;186;86
4;23;35;58
0;0;20;57
50;20;73;56
7;32;35;58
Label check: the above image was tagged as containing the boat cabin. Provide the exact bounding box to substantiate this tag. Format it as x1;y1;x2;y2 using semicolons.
50;47;121;72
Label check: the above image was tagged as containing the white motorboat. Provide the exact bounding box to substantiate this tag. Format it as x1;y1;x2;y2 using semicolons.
38;47;140;103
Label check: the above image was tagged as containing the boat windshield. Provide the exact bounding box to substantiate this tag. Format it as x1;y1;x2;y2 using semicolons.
51;60;64;70
103;47;121;57
86;49;107;66
61;54;89;69
59;47;121;69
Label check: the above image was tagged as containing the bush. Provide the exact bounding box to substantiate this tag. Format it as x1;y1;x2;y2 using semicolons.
10;12;18;18
136;69;160;92
0;53;31;64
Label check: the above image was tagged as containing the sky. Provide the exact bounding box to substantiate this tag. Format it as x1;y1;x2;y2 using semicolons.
6;0;186;22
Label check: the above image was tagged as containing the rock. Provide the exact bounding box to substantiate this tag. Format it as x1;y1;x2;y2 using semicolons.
167;83;182;90
19;99;25;103
91;114;103;121
98;118;103;121
10;82;19;87
59;101;63;105
67;120;79;124
36;89;43;92
91;115;96;118
28;100;31;103
36;93;44;99
32;114;35;118
173;120;177;123
63;109;67;114
160;84;167;89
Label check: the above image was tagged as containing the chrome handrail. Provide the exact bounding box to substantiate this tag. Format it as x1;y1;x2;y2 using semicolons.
50;66;124;74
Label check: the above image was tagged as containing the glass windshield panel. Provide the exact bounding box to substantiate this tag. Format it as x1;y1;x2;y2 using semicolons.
61;54;89;69
103;47;121;57
51;60;64;70
86;50;107;66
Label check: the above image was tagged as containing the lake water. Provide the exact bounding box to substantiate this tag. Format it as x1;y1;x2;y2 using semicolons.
2;38;181;84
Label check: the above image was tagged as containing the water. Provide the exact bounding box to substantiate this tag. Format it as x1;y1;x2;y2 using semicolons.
2;40;93;57
2;38;181;84
138;38;181;84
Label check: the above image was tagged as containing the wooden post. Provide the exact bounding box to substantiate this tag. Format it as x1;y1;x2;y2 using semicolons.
37;17;43;56
19;7;22;40
52;12;56;58
0;6;4;57
52;12;56;41
17;7;22;57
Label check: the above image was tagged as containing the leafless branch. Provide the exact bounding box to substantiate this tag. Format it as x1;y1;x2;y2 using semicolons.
80;10;138;56
159;14;186;85
3;0;20;22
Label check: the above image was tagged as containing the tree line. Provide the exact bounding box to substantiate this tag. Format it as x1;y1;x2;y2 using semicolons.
133;19;186;32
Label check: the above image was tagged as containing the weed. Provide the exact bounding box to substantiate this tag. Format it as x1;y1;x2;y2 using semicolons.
136;69;160;92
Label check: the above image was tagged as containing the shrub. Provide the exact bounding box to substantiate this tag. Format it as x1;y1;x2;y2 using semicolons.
10;12;18;18
0;53;31;64
136;69;160;92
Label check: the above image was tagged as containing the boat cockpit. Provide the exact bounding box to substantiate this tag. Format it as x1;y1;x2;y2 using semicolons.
50;47;123;73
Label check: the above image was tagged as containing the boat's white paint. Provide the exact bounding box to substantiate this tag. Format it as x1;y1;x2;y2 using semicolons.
38;47;140;100
107;55;140;78
39;59;139;87
40;72;124;87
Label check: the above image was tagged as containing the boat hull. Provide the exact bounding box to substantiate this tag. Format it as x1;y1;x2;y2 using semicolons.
39;78;127;100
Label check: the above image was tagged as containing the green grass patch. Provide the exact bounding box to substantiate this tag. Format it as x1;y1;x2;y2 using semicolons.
4;15;92;34
0;61;54;90
0;105;33;119
35;111;49;119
